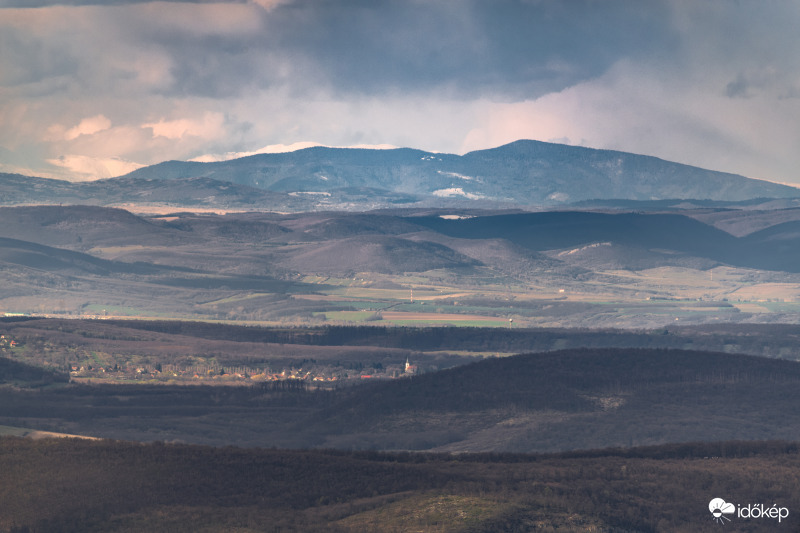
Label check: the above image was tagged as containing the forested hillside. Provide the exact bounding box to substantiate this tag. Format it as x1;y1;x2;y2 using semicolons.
1;437;798;532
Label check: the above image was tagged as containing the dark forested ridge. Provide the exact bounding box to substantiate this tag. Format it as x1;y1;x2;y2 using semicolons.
95;319;800;357
1;437;799;532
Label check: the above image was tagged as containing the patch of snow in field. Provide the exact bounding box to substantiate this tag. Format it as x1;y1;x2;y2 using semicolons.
432;187;484;200
558;242;611;256
437;170;477;181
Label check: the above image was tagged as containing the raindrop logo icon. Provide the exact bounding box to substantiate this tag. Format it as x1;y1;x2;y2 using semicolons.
709;498;735;524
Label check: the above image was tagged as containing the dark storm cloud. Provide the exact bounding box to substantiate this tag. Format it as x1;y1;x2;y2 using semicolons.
148;0;675;100
2;0;674;103
267;0;674;99
150;33;262;99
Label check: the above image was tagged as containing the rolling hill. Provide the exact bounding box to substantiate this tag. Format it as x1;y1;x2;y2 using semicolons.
411;211;800;272
5;205;800;273
4;205;800;325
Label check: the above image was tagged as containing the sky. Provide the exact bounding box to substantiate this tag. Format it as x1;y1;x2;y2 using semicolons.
2;0;800;184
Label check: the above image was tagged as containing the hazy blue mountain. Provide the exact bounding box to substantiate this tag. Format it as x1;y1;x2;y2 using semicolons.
120;140;800;206
4;141;799;210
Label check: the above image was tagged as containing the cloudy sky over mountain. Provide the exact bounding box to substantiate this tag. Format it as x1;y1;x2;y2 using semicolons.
2;0;800;183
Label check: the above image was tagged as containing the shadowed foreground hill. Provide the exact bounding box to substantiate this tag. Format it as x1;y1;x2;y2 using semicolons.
310;348;800;452
1;437;799;532
4;348;800;454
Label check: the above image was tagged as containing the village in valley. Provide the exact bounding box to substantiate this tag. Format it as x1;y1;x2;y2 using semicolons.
66;357;419;386
69;360;419;388
0;332;420;386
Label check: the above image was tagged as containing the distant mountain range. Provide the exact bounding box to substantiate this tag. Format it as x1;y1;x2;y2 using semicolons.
3;140;799;210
